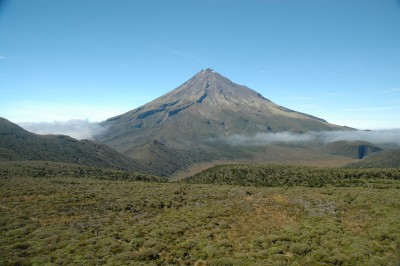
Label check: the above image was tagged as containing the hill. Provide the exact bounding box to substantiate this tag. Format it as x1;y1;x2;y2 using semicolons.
347;150;400;168
125;140;193;176
0;117;152;173
322;141;382;159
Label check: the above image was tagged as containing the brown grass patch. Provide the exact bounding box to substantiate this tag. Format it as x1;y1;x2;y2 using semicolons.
341;209;372;234
227;193;299;249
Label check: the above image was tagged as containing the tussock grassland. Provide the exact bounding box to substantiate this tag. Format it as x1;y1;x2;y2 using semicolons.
1;164;399;265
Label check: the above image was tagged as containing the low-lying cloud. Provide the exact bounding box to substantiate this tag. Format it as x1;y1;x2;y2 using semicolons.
19;120;106;140
217;129;400;146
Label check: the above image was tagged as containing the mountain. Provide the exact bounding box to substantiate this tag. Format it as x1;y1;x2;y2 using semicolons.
0;117;153;173
99;69;346;162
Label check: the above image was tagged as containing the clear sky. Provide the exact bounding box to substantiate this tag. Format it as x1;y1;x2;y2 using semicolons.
0;0;399;129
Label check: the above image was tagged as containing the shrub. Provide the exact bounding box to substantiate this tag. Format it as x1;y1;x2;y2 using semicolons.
289;243;310;255
134;248;160;261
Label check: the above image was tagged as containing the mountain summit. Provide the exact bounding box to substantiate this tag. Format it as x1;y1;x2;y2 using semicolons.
147;68;271;108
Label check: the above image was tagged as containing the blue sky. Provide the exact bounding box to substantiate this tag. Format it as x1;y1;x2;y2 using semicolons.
0;0;399;129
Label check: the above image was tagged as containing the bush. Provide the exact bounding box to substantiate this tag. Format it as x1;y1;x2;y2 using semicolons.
130;238;145;250
289;243;310;255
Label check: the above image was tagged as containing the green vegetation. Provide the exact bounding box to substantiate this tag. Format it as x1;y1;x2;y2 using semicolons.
1;163;400;265
0;161;166;182
185;164;400;188
347;150;400;168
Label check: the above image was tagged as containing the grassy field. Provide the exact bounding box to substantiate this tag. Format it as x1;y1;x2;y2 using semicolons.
1;165;400;265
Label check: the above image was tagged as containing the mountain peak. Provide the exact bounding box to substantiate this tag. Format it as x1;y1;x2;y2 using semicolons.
202;68;216;73
160;68;259;106
194;68;220;80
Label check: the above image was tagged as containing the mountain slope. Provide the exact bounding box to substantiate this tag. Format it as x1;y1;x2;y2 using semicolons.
347;150;400;168
125;140;193;176
99;69;346;158
0;117;152;173
322;141;382;159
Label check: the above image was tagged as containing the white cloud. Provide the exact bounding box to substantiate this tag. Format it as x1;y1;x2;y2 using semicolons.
0;56;5;60
2;100;136;140
216;129;400;146
18;119;106;140
220;132;314;146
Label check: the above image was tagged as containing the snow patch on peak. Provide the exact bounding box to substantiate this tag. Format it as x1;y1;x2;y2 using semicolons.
203;68;216;73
